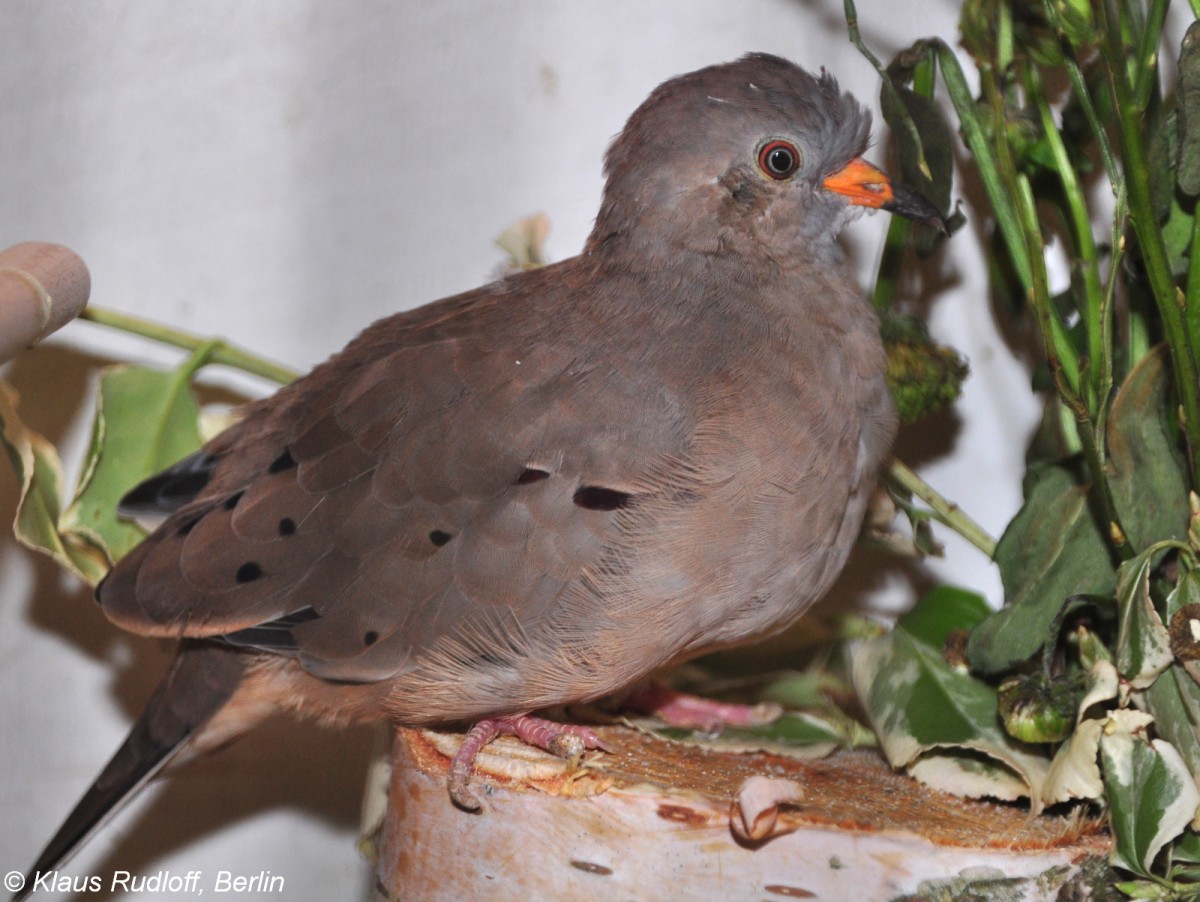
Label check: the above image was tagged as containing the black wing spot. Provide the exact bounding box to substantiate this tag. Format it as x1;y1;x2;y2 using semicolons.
269;449;297;473
429;529;453;547
236;562;263;583
515;467;550;485
572;486;633;511
364;630;379;647
177;515;203;537
223;491;245;511
119;450;221;514
278;517;296;536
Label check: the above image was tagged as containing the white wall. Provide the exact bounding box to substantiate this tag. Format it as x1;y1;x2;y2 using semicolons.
0;1;1037;898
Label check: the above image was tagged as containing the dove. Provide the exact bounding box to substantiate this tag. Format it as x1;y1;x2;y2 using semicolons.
22;52;945;890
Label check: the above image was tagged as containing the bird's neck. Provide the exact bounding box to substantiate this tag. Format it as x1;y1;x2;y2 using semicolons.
574;230;873;346
583;226;853;301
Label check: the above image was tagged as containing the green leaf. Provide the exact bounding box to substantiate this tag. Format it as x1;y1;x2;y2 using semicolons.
722;711;860;748
1147;84;1175;224
1116;547;1175;689
1144;663;1200;821
1112;880;1175;899
1107;346;1191;551
1171;570;1200;688
1171;828;1200;864
1148;572;1200;812
844;0;931;205
60;361;204;563
1178;22;1200;196
881;59;954;214
0;381;108;584
850;628;1051;810
757;669;848;710
968;463;1117;674
643;709;867;760
1162;189;1196;281
1101;712;1200;877
896;584;990;650
1079;623;1116;670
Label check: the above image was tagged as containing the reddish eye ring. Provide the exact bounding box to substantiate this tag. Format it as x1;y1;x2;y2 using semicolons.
758;140;801;179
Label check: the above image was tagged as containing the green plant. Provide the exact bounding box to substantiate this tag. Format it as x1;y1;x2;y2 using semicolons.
0;314;296;587
843;0;1200;895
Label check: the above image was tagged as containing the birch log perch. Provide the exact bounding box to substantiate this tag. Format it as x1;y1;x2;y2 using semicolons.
374;725;1113;901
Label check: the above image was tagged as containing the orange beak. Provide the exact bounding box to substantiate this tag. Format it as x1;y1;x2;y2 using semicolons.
823;157;948;233
822;157;894;208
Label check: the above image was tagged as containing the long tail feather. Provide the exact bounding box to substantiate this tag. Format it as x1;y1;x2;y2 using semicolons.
18;642;247;900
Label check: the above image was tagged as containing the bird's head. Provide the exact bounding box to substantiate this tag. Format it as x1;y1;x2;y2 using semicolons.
586;53;944;267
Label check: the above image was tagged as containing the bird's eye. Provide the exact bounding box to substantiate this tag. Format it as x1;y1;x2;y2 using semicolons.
758;140;801;180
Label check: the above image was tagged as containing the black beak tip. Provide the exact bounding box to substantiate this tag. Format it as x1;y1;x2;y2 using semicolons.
882;183;949;236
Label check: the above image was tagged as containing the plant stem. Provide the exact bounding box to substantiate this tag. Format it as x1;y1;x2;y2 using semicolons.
1127;282;1154;367
1133;0;1169;110
841;0;884;69
973;40;1082;400
935;42;1034;291
1042;0;1121;191
1189;210;1200;374
941;36;1087;448
871;47;939;314
1094;186;1127;448
843;0;929;181
871;217;912;313
887;458;998;558
1100;0;1200;488
1012;148;1082;399
1028;66;1105;411
1056;400;1084;455
80;305;299;386
996;0;1014;70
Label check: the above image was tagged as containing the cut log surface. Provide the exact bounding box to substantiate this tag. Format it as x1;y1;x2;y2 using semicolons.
376;725;1112;901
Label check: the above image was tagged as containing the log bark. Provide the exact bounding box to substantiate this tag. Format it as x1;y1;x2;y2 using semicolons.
373;725;1113;901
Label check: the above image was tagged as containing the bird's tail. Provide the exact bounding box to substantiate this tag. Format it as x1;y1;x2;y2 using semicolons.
18;641;250;900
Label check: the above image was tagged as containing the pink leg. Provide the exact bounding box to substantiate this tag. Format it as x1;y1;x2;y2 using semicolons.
447;714;610;810
626;683;783;733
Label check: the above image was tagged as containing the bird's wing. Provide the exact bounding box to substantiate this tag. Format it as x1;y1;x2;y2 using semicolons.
97;274;697;688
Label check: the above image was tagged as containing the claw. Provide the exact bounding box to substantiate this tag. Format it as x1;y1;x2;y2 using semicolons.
446;715;608;810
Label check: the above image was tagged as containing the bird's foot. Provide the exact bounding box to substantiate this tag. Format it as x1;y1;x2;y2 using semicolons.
447;714;609;811
627;683;783;734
